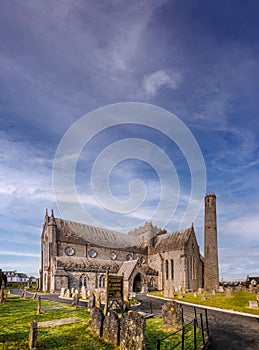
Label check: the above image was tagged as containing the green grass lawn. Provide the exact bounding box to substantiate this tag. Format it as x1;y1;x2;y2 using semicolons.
0;295;204;349
149;290;259;315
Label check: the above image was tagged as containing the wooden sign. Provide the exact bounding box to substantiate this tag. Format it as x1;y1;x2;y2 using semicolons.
104;271;124;315
108;275;123;300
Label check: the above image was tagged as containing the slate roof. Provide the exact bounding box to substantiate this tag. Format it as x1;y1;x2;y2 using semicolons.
55;218;142;249
117;260;138;280
154;227;194;252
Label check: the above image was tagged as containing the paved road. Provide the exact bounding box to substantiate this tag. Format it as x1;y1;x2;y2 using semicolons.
133;294;259;350
10;290;259;349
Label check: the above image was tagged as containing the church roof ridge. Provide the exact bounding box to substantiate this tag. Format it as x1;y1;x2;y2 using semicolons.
55;217;142;249
154;226;194;251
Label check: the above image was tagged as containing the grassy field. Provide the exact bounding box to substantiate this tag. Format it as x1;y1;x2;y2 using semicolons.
149;290;259;315
0;295;204;349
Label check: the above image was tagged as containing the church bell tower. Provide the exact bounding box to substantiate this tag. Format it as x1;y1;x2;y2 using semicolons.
204;193;219;290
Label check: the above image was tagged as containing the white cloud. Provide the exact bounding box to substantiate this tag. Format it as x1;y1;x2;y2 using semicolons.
143;70;181;97
0;250;40;258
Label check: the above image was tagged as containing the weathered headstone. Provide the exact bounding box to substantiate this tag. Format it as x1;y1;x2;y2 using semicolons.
95;290;101;308
81;286;87;300
218;286;224;293
201;294;207;301
225;288;232;298
90;307;104;337
248;300;258;308
60;287;65;298
198;287;202;294
249;284;255;293
212;289;216;295
120;311;146;350
193;291;197;298
103;311;120;346
65;289;70;298
88;292;96;310
71;292;80;308
29;320;38;350
178;289;183;298
162;301;182;330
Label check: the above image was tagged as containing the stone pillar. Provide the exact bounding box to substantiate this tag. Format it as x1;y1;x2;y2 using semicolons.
204;193;219;290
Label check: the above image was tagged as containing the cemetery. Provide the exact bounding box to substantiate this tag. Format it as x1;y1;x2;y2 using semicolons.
0;289;207;350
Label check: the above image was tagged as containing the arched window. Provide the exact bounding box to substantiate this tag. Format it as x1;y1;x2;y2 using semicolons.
171;259;174;279
150;277;155;287
79;274;87;288
165;260;169;280
99;275;105;288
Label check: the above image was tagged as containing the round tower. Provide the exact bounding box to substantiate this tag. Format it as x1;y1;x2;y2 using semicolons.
204;193;219;290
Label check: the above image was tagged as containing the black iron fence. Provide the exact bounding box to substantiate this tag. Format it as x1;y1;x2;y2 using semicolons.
156;305;210;350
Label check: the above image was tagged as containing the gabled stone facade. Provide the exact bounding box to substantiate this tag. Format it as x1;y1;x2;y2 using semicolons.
39;195;219;295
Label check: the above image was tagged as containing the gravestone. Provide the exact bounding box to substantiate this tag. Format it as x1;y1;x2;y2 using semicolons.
71;292;80;308
162;301;182;330
120;311;146;350
60;287;65;298
81;286;87;300
249;284;255;293
95;290;101;308
177;287;183;298
65;289;70;298
218;286;224;293
193;291;197;298
88;292;96;310
103;311;120;346
90;307;104;337
248;300;258;308
212;289;216;295
198;287;202;294
201;294;207;300
225;288;232;298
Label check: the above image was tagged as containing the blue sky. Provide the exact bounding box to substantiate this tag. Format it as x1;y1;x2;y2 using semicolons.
1;0;259;280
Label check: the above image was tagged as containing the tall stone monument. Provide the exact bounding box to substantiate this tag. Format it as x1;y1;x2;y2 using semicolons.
204;193;219;290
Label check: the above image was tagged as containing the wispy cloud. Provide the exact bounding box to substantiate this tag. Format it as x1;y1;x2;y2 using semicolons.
142;70;181;97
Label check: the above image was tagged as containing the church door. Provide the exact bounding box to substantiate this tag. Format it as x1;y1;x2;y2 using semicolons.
133;273;142;293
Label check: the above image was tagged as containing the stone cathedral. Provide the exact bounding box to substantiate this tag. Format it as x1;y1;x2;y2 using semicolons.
39;194;219;295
